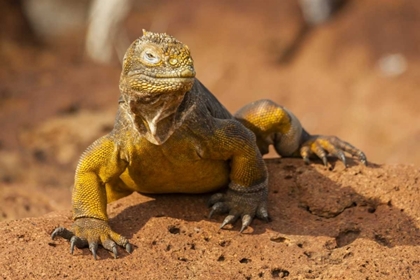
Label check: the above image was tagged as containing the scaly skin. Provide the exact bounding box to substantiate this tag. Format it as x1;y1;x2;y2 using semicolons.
51;30;367;259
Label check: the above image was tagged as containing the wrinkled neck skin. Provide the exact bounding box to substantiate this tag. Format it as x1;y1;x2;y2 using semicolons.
121;87;191;145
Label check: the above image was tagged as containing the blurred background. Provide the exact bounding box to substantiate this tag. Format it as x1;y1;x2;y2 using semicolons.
0;0;419;221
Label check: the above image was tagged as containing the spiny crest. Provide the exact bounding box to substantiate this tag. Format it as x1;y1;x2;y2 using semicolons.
141;29;182;45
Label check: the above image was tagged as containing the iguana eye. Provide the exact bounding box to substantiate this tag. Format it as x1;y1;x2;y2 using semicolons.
143;51;160;64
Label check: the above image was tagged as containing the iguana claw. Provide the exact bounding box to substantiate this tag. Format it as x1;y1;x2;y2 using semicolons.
240;215;253;233
89;242;98;260
300;135;367;167
51;218;132;260
220;214;239;229
208;181;269;233
69;235;87;255
51;227;74;240
208;202;229;218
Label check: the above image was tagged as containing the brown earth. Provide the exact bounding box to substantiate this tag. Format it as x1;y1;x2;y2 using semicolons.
1;159;420;279
1;0;420;279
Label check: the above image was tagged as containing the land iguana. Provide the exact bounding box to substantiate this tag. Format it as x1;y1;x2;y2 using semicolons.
51;30;367;259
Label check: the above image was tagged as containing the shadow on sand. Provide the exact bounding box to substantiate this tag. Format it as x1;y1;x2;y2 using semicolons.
105;157;419;260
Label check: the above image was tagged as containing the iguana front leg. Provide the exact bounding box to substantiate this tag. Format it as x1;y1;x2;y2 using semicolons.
202;119;270;232
51;136;133;259
235;99;367;167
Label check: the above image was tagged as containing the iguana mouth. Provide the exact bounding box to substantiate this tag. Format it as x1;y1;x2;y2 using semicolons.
126;72;195;97
128;67;195;79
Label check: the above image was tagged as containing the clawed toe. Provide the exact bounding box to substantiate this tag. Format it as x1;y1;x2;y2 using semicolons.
209;201;229;218
89;242;99;260
125;243;133;254
51;227;74;240
300;135;368;167
208;193;225;207
208;186;269;233
256;205;270;222
103;239;118;259
219;214;239;229
358;151;368;166
69;235;88;254
240;215;253;233
51;219;132;260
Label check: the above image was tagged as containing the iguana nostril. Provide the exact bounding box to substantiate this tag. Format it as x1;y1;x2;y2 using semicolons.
180;68;196;78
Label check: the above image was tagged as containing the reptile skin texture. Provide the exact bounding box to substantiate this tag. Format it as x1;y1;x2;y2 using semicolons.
51;30;367;259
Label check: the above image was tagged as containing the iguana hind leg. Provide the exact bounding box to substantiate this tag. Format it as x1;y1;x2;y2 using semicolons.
234;99;367;167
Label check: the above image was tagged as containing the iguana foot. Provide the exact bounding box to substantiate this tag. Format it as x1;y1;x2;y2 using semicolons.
300;135;367;167
208;181;269;233
51;218;132;260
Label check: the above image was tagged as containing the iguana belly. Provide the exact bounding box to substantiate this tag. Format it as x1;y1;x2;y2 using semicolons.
119;158;230;194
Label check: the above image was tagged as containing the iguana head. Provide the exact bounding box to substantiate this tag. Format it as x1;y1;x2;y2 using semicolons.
119;30;196;145
120;29;195;98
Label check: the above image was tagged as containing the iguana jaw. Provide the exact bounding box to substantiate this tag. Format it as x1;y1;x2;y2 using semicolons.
125;74;195;98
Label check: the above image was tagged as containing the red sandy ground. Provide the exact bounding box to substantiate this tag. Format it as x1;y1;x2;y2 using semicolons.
0;0;420;279
1;160;420;279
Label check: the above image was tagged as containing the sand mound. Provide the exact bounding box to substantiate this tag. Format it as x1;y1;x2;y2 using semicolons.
1;159;419;279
